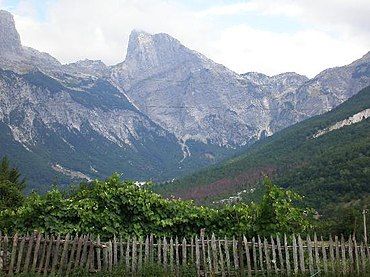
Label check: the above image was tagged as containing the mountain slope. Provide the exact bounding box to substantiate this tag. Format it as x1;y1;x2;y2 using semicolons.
155;86;370;208
0;9;369;190
0;11;243;189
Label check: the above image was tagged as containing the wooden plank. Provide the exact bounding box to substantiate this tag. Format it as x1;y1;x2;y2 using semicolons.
307;235;314;275
175;237;179;274
169;237;174;273
238;237;245;276
224;237;231;275
23;234;36;272
201;234;207;274
284;234;291;276
102;244;108;271
74;235;84;268
335;235;340;261
31;233;42;272
125;238;130;273
348;236;354;273
24;233;35;271
162;238;167;271
37;235;48;274
218;239;225;277
86;237;95;272
113;235;118;266
108;240;113;271
298;235;305;274
43;235;54;276
252;237;257;273
354;237;360;274
58;234;70;275
80;235;89;267
0;232;2;271
3;235;8;272
232;236;239;271
258;236;265;274
131;238;136;273
334;235;340;273
360;242;366;273
138;238;143;272
182;238;187;266
341;235;346;275
292;234;298;275
9;233;18;274
50;234;61;274
263;237;271;274
329;235;335;273
211;234;218;274
144;236;149;264
120;236;124;265
207;237;213;274
96;235;102;272
270;236;278;274
157;237;161;265
243;236;252;277
150;234;154;263
313;233;320;273
276;235;284;273
321;236;328;274
15;236;25;273
195;236;200;276
190;236;194;263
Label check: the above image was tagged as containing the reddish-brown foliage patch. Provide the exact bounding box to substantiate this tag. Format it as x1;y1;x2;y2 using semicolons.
178;165;277;202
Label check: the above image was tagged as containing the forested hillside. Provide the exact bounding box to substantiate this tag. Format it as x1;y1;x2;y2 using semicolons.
154;86;370;214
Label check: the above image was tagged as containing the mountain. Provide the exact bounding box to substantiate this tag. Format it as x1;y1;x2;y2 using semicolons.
0;11;210;189
154;85;370;208
0;9;369;190
111;30;271;147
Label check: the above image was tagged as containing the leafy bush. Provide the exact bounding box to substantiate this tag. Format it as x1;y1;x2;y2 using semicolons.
0;174;312;239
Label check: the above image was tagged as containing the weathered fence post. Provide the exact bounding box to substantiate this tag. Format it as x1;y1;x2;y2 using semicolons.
252;237;257;274
263;237;271;274
307;235;314;275
218;239;225;277
211;234;219;274
32;233;42;272
16;236;26;273
321;236;328;274
195;236;200;276
8;233;18;274
237;236;244;276
292;234;298;274
284;234;291;276
243;236;252;277
270;236;278;274
258;236;265;274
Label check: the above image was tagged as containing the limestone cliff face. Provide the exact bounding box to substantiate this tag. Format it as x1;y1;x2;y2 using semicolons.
0;10;22;55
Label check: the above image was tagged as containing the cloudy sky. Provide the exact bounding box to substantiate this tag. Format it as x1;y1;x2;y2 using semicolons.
1;0;369;77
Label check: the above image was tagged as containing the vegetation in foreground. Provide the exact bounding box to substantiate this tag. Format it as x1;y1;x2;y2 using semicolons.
0;156;312;239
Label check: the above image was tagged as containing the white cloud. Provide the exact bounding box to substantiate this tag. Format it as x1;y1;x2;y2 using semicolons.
11;0;212;65
206;25;367;77
1;0;369;77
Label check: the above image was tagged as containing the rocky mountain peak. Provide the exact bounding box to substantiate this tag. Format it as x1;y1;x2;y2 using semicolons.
125;29;200;70
0;10;22;55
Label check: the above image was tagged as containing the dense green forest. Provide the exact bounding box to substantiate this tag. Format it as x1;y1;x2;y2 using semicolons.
153;86;370;235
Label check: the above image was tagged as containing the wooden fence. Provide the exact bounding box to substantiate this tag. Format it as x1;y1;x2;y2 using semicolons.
0;232;369;276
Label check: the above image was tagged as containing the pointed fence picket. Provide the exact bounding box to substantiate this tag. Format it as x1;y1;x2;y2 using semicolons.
0;232;369;275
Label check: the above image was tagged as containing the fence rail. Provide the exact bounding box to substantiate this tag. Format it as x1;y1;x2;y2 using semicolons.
0;232;369;276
